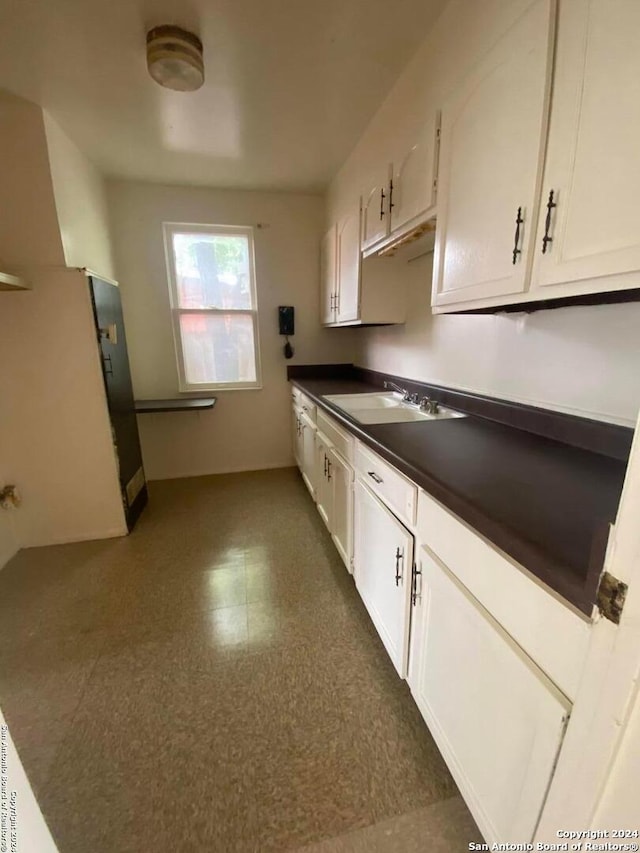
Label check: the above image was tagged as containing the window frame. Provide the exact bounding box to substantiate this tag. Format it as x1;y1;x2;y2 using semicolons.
163;222;262;392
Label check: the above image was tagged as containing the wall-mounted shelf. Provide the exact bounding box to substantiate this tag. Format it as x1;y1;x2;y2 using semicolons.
135;398;216;414
0;271;28;291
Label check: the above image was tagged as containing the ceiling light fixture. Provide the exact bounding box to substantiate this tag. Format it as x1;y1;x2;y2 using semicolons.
146;25;204;92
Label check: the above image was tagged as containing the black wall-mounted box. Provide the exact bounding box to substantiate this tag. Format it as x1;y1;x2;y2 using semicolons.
278;306;294;336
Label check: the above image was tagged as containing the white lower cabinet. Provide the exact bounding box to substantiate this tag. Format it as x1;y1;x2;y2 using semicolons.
353;480;414;677
329;447;352;571
293;398;354;572
299;412;317;499
293;394;579;846
408;547;571;845
315;431;332;529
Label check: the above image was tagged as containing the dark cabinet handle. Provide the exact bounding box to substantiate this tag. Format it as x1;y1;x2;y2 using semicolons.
367;471;383;484
379;187;386;220
512;206;524;265
323;455;328;477
389;180;395;212
395;547;402;586
412;563;422;606
327;459;332;482
542;190;556;254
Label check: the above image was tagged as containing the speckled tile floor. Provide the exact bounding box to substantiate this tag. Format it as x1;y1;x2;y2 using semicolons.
0;468;480;852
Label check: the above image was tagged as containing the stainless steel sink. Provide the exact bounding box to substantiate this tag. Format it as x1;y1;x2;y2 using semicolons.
323;392;467;425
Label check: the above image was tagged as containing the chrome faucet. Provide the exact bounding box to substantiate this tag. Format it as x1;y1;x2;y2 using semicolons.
384;380;411;401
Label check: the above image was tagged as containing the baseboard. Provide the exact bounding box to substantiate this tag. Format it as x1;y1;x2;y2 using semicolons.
0;543;19;570
146;460;296;482
22;525;128;549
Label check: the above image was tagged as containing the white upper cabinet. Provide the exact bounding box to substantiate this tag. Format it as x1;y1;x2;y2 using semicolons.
361;167;391;251
432;0;555;309
530;0;640;297
390;113;440;234
319;225;337;325
336;205;362;322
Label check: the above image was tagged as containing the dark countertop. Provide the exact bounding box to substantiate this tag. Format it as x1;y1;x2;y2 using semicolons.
292;376;629;616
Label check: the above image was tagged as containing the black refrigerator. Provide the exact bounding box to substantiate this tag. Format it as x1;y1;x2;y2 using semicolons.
88;275;147;530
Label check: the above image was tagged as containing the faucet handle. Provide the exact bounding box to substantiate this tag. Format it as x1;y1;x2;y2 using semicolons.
406;392;419;404
420;397;439;415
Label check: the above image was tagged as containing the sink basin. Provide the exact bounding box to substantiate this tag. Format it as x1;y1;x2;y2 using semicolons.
324;392;402;411
323;392;467;425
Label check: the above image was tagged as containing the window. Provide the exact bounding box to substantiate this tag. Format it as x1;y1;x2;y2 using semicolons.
163;223;261;391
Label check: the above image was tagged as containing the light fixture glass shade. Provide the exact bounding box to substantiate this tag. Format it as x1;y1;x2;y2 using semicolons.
147;26;204;92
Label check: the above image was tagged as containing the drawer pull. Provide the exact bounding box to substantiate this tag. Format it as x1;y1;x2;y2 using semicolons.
368;471;383;484
327;459;332;482
395;547;403;586
323;455;328;477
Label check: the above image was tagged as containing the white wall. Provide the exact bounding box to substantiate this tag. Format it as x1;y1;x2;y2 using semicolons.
355;253;640;426
329;0;640;427
107;180;356;480
43;112;115;280
0;460;19;568
0;92;125;552
0;268;127;547
0;90;65;269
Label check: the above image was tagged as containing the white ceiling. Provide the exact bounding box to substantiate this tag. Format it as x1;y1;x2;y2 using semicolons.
0;0;447;191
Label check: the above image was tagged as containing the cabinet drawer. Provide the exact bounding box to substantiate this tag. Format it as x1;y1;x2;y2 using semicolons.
291;386;316;419
416;490;590;700
317;410;354;464
355;442;417;528
298;393;316;423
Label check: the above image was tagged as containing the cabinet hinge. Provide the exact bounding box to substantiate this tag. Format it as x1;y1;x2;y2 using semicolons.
597;571;628;624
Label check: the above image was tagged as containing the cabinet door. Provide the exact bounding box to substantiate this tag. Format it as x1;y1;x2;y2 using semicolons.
408;548;570;845
292;405;302;468
432;0;554;308
315;432;332;529
353;480;413;677
336;206;362;323
531;0;640;295
391;114;439;233
320;225;337;325
329;448;353;572
361;168;391;250
299;413;316;500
